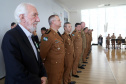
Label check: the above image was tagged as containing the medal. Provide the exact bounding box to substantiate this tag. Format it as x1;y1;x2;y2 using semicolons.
57;47;60;50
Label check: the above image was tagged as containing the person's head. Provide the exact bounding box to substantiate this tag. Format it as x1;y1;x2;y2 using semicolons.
48;15;61;31
91;29;93;32
81;22;85;29
88;29;91;34
64;22;72;34
41;27;46;35
113;33;115;35
84;27;88;33
11;22;17;29
75;23;81;31
32;30;37;36
14;3;40;33
108;34;110;36
119;34;121;36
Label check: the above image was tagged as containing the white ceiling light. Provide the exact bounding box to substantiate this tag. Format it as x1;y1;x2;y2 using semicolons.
98;4;110;7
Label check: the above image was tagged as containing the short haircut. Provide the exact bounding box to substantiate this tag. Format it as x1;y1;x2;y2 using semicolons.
14;3;35;23
75;23;81;27
80;22;85;24
48;15;59;25
11;22;16;26
84;27;88;30
41;27;46;31
64;22;71;27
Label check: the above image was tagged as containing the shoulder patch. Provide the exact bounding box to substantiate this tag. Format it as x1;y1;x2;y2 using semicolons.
45;30;51;34
72;34;75;36
43;37;48;41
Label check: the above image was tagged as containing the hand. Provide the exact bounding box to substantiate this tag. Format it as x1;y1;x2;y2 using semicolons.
41;77;47;84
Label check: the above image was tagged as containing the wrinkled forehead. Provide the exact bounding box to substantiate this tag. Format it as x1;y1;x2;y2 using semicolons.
55;16;60;20
26;5;38;14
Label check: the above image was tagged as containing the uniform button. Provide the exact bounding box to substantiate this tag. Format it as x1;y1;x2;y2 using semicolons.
77;47;78;48
56;62;57;63
68;53;69;54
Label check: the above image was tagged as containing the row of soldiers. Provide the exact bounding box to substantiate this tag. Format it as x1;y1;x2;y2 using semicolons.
106;33;122;49
39;15;93;84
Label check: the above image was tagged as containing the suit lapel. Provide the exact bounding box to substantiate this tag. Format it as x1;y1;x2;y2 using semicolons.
15;25;39;63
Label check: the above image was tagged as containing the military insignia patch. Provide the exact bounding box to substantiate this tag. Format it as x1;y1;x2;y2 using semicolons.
72;34;75;36
55;40;59;43
43;37;48;41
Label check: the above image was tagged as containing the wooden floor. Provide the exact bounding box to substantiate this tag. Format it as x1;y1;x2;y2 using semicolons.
71;45;126;84
0;45;126;84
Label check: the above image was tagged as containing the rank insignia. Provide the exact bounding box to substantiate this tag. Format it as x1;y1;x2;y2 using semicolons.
55;40;59;43
43;37;48;41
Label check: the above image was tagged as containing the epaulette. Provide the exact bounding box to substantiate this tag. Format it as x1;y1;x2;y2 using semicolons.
45;29;51;34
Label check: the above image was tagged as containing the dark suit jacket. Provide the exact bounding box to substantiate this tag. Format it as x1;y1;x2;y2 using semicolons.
1;25;47;84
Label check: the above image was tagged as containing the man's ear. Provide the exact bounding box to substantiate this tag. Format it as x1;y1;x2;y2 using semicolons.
19;14;25;23
52;20;55;24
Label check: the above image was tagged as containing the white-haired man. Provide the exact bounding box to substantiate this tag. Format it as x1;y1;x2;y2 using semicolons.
1;3;47;84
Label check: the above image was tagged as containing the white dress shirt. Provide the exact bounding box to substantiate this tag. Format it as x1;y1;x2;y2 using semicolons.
19;24;38;60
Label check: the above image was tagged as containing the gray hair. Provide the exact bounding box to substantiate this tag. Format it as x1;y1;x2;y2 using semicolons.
14;3;35;23
64;22;71;27
48;15;59;25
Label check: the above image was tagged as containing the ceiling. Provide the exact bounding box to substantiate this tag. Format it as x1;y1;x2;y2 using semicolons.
55;0;126;11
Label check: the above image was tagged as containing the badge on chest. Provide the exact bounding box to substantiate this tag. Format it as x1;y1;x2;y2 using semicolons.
55;39;60;50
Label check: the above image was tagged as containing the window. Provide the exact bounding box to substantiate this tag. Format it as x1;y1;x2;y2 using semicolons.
81;6;126;47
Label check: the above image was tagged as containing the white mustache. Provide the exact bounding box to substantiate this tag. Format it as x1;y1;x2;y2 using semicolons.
33;22;38;25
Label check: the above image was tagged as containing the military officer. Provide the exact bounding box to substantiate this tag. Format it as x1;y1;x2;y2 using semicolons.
111;33;116;49
82;27;89;63
71;23;82;78
78;22;86;69
40;15;65;84
62;22;75;84
106;34;111;49
117;34;122;49
88;29;92;55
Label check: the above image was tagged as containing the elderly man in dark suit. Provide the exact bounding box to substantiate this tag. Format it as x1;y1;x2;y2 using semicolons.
1;3;47;84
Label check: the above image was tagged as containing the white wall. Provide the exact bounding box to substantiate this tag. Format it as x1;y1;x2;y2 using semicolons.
69;10;81;31
0;0;68;78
